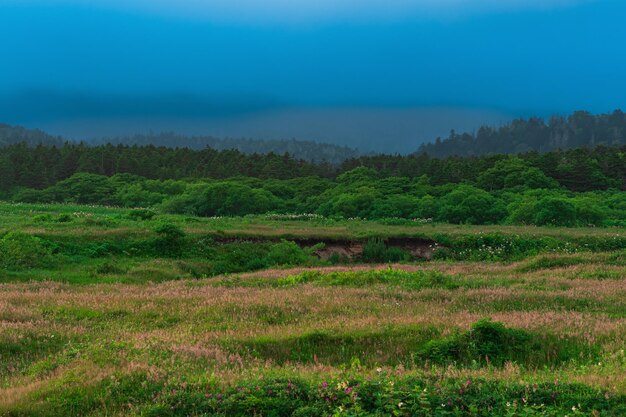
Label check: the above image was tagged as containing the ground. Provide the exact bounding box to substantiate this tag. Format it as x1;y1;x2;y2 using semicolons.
0;203;625;416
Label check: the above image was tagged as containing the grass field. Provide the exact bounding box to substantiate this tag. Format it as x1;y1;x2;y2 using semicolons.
1;202;626;416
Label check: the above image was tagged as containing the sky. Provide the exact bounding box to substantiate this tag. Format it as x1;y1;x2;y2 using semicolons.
0;0;625;152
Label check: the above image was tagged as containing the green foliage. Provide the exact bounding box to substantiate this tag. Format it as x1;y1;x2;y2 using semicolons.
477;157;559;191
420;319;593;367
22;372;626;417
269;269;458;290
361;238;409;263
5;143;626;227
265;240;310;266
154;223;186;256
436;185;507;224
517;255;590;272
0;232;54;269
533;197;578;226
161;182;284;217
126;208;156;221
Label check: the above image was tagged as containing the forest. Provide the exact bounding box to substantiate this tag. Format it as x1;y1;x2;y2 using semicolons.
0;143;623;227
418;109;626;157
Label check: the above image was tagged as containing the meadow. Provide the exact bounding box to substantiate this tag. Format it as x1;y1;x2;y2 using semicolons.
1;202;626;416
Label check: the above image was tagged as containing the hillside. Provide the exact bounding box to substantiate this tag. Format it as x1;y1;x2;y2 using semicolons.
0;123;64;147
417;109;626;157
95;133;361;164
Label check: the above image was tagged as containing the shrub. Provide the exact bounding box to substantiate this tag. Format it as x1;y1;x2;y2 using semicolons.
436;185;507;225
153;223;186;257
361;238;409;263
56;213;73;223
127;209;156;221
91;261;127;275
0;232;54;269
265;240;310;266
420;318;591;367
533;197;577;226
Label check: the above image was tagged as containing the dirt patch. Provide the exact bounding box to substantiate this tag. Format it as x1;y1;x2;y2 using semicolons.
211;236;441;261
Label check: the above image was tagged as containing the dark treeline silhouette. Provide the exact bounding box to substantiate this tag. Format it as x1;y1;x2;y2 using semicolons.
339;146;626;192
0;123;359;164
0;142;624;194
2;109;625;163
0;123;64;148
418;110;626;157
0;143;331;190
96;133;361;165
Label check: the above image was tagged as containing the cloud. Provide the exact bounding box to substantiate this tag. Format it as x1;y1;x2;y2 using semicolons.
10;0;597;23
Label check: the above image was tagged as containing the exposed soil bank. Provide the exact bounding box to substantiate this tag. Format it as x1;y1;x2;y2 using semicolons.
214;237;440;260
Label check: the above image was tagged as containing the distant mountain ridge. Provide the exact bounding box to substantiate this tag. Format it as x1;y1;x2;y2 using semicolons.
0;123;361;164
417;110;626;158
3;109;626;162
94;133;361;164
0;123;64;147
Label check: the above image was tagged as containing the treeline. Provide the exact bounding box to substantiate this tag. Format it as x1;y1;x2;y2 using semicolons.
0;122;360;164
97;133;361;165
0;143;624;194
418;110;626;157
5;158;626;227
0;143;330;190
0;123;64;148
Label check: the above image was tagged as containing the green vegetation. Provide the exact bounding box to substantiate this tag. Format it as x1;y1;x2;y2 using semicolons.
2;150;625;226
0;193;625;415
418;109;626;157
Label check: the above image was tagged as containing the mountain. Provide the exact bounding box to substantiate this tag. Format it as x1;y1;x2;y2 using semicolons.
93;133;361;164
416;110;626;158
0;123;65;147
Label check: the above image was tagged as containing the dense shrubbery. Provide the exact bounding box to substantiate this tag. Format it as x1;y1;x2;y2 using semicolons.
28;371;626;417
0;232;55;269
420;319;594;367
8;162;625;226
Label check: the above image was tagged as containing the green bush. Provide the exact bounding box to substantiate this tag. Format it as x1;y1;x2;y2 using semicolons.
0;232;54;269
420;318;592;367
37;371;626;417
127;208;156;221
436;185;507;225
361;238;409;263
265;240;310;266
153;223;186;257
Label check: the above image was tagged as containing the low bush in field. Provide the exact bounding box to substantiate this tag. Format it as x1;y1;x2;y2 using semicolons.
218;269;457;290
278;269;456;290
420;319;595;368
126;208;156;220
516;255;591;272
432;232;626;261
361;238;410;263
0;232;55;269
20;372;625;417
153;223;187;256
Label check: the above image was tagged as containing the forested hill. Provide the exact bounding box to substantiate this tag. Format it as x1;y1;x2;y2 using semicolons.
1;142;623;193
0;123;360;164
0;123;64;147
93;133;361;164
417;110;626;157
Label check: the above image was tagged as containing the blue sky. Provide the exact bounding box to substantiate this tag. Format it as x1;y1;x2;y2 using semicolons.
1;0;624;151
